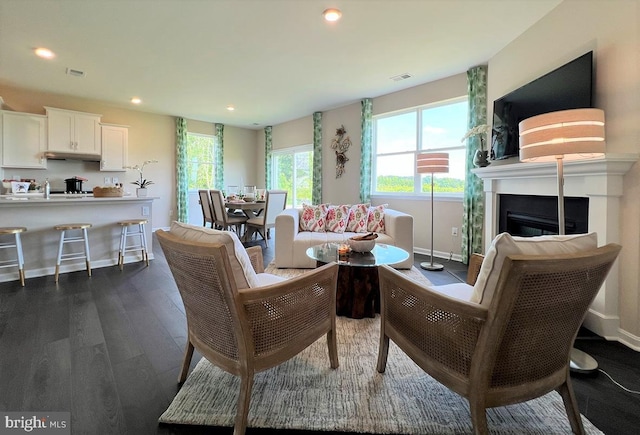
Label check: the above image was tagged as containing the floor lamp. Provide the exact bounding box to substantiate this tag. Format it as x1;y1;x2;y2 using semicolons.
519;108;606;374
417;152;449;271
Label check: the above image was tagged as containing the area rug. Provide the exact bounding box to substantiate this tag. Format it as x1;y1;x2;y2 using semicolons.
159;287;603;435
263;262;432;284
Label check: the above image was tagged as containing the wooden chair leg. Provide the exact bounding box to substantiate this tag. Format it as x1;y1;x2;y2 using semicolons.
469;400;489;435
178;341;195;383
557;379;586;435
376;333;390;373
234;372;254;435
327;329;339;369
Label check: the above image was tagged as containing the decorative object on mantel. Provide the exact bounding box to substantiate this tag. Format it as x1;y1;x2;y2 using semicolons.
462;124;491;167
125;160;158;197
330;125;352;178
519;107;605;374
416;152;449;271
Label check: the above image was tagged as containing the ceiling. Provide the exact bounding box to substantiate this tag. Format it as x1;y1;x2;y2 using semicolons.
0;0;562;129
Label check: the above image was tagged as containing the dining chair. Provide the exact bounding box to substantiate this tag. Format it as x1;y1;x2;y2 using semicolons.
210;189;248;234
245;189;287;247
198;189;215;228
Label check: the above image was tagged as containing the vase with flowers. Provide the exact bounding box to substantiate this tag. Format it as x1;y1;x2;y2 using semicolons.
462;124;492;167
125;160;158;197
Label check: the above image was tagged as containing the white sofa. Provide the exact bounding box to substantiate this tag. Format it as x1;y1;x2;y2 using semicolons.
274;207;414;269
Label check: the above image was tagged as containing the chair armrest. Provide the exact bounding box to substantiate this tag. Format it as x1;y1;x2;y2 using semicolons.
378;264;487;378
467;253;484;286
238;263;339;355
245;245;264;274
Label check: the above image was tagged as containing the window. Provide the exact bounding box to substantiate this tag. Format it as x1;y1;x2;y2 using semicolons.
271;145;313;208
373;97;468;196
186;132;217;190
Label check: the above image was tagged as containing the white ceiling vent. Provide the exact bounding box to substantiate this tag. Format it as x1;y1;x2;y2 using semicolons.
66;68;86;78
390;73;412;82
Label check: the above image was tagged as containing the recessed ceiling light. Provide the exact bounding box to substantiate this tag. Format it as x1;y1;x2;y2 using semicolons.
130;97;142;104
226;105;235;111
323;8;342;22
34;47;55;59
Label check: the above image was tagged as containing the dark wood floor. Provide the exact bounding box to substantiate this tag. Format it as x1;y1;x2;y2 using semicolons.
0;236;638;434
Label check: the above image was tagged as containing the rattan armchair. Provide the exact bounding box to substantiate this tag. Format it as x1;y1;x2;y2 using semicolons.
156;229;339;435
376;244;620;435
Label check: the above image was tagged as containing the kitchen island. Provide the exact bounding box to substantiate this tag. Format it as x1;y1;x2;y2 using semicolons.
0;195;156;283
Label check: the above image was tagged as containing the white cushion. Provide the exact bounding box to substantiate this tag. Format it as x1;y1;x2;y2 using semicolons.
432;282;475;301
169;221;259;289
471;232;598;306
255;273;287;287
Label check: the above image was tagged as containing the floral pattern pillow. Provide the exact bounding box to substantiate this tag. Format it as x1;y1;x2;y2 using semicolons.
346;203;370;233
325;205;350;233
367;204;386;233
300;203;328;232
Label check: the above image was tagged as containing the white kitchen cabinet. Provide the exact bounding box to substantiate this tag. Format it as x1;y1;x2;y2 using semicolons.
45;106;101;154
100;123;128;171
1;111;47;169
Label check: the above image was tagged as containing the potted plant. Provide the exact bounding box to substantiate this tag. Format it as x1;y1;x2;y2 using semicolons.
126;160;158;197
462;124;492;167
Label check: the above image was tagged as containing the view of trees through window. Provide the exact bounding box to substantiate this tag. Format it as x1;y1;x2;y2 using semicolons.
272;146;313;207
373;98;468;195
186;133;216;190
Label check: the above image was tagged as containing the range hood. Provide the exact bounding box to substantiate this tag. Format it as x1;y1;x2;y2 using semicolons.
44;151;102;162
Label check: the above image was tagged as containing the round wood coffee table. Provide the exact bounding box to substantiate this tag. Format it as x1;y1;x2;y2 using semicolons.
306;243;409;319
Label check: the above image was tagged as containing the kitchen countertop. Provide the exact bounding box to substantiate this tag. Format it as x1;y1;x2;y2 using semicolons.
0;194;157;205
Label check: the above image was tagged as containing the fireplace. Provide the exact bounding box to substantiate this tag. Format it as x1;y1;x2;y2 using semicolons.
472;154;637;342
499;194;588;236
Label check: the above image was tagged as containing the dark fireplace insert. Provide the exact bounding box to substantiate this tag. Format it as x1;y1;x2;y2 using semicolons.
498;194;589;236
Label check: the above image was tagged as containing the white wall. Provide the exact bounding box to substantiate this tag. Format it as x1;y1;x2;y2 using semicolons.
488;0;640;346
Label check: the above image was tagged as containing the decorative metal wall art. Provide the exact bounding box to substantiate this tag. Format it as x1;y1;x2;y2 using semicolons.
330;125;351;178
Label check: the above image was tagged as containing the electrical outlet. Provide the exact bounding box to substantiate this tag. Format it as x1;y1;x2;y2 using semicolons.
141;206;150;216
451;227;459;237
104;176;111;185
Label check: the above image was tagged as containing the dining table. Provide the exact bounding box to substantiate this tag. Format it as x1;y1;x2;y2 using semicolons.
224;200;265;241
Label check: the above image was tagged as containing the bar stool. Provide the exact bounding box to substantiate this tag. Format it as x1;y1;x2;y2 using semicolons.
0;227;27;286
54;223;92;282
117;219;149;270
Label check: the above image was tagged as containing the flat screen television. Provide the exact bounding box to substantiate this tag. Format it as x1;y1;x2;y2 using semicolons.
491;51;594;160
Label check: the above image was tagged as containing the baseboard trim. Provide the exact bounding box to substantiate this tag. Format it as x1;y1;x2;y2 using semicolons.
413;247;462;263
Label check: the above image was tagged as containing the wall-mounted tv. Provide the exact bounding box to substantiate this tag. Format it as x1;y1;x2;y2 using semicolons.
491;51;594;160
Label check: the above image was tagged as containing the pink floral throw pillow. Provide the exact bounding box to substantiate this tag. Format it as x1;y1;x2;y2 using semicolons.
367;204;386;233
325;205;350;233
300;203;328;232
346;203;369;233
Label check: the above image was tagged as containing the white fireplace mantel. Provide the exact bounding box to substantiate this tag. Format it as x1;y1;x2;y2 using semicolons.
473;153;638;340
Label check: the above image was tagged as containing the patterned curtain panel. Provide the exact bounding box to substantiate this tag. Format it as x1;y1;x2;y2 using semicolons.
215;123;224;190
312;112;323;205
360;98;373;203
176;117;188;223
461;66;488;264
264;126;272;189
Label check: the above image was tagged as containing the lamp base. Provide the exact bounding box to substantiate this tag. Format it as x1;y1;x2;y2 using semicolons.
569;347;598;374
420;262;444;271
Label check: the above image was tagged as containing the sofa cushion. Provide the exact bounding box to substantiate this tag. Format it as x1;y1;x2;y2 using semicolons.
300;203;328;232
367;204;386;233
325;204;350;233
169;221;259;289
471;232;598;306
346;203;369;233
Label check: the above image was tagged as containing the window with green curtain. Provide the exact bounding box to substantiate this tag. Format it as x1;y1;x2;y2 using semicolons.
461;65;488;264
176;117;188;222
360;98;372;203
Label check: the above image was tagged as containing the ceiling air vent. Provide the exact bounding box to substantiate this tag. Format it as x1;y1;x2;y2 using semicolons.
66;68;86;78
390;73;412;82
